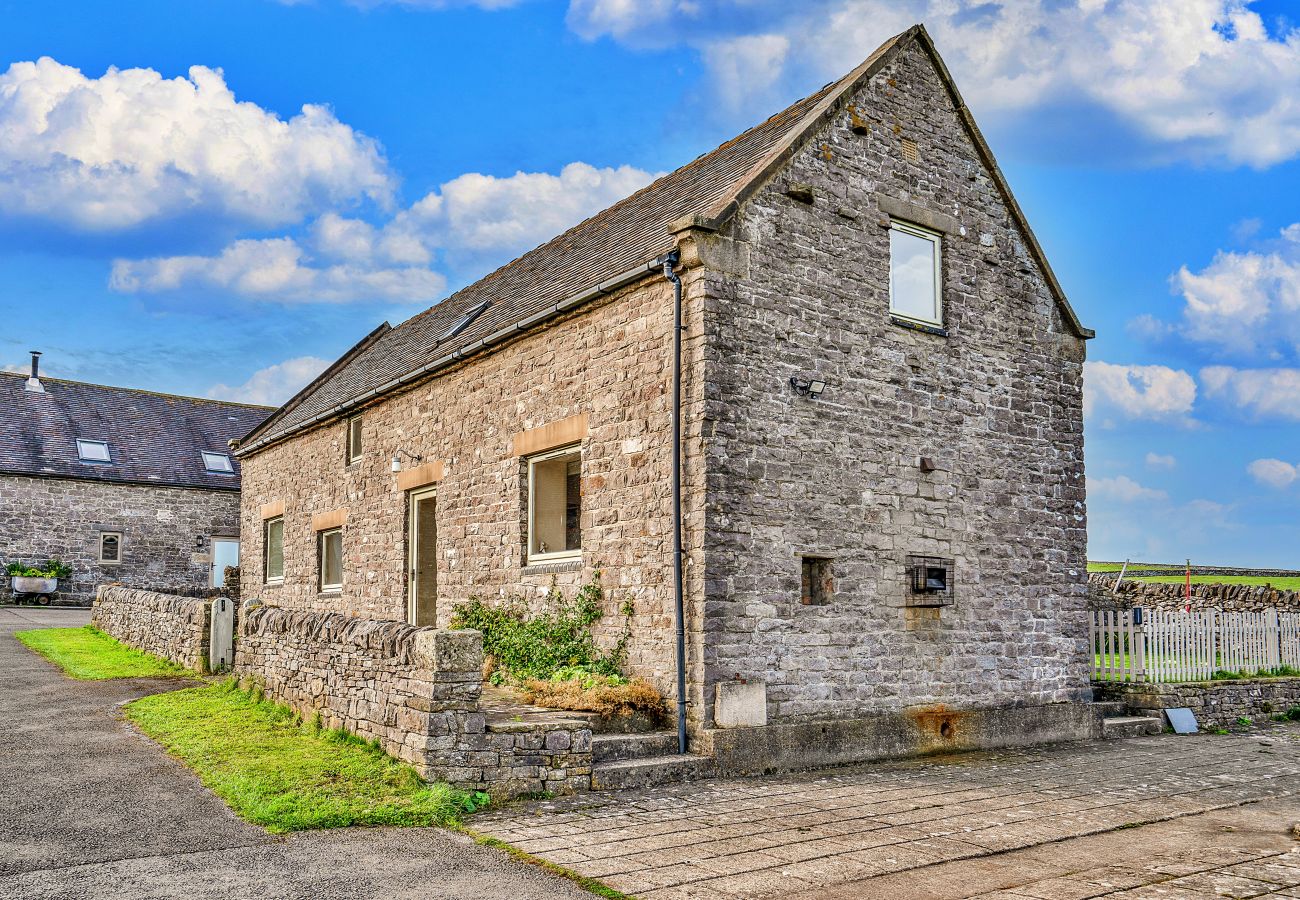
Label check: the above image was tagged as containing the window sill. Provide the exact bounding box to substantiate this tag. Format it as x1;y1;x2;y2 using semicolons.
317;588;342;598
889;315;948;337
522;558;583;576
263;579;284;587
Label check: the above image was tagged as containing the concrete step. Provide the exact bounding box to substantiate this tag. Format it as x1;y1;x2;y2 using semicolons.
1091;700;1127;718
1101;715;1163;739
592;753;717;791
593;731;681;764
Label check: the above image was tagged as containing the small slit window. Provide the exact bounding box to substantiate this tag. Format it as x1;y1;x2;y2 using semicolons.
526;446;581;563
77;440;111;463
264;517;284;584
99;532;122;565
800;556;832;606
201;451;233;473
889;220;943;326
318;527;343;593
347;416;363;464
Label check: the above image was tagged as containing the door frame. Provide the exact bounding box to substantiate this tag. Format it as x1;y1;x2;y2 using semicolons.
210;538;240;588
407;486;437;625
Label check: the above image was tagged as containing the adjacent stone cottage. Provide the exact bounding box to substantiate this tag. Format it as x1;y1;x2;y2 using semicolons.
235;26;1095;771
0;356;271;605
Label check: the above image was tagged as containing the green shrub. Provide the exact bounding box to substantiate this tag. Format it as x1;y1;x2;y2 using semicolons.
1284;706;1300;721
6;559;71;578
451;573;632;684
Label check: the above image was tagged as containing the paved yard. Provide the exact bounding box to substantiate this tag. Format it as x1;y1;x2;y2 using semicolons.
476;718;1300;898
1;606;591;900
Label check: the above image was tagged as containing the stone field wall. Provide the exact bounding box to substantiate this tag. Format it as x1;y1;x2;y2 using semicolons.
92;585;211;671
1095;678;1300;731
235;607;591;796
1089;575;1300;613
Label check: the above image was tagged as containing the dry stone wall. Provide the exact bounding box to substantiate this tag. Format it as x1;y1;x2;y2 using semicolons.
92;585;210;670
235;607;591;796
1089;575;1300;613
1095;678;1300;731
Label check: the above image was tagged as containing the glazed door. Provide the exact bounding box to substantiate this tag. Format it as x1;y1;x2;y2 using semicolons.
211;539;240;588
407;488;438;626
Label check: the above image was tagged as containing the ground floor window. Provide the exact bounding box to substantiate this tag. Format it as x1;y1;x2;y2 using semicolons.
264;517;284;584
526;445;581;563
318;527;343;593
99;531;122;564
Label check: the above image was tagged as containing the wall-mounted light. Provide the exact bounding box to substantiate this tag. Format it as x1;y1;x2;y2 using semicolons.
391;448;423;473
194;535;205;552
789;376;827;399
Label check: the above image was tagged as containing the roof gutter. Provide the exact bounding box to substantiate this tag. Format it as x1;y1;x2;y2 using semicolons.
235;255;668;458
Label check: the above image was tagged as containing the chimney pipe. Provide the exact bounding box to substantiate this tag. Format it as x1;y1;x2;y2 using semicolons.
24;350;44;394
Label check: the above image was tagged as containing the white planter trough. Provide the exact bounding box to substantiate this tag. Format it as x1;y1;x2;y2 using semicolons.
11;576;58;598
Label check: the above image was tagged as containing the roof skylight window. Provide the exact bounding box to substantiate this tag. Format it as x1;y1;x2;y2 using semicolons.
76;440;111;463
438;300;491;344
202;451;234;473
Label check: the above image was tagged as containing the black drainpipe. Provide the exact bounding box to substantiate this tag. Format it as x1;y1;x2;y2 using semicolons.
660;249;688;755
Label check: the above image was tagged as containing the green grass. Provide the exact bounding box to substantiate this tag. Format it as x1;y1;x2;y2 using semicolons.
1088;562;1182;573
14;626;196;679
125;680;480;833
1129;575;1300;589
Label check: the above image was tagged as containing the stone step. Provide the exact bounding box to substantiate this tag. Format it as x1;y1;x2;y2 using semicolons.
592;731;681;764
1101;715;1163;739
1091;700;1127;718
592;753;717;791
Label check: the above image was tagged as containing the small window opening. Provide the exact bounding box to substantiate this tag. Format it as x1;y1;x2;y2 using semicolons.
889;220;942;326
346;416;363;464
907;555;955;607
264;517;284;584
801;556;832;606
99;532;122;565
77;439;111;463
526;446;581;563
201;451;233;473
318;527;343;593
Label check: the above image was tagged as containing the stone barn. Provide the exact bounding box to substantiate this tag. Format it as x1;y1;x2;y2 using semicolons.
233;25;1094;775
1;355;271;605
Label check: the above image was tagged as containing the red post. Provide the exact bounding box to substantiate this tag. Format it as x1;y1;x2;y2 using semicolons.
1185;558;1192;612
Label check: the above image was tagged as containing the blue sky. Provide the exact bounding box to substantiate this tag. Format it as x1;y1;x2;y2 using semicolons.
1;0;1298;566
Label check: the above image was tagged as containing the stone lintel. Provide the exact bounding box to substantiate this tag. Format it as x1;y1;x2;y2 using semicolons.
260;499;285;520
511;413;588;457
311;508;348;531
397;460;444;492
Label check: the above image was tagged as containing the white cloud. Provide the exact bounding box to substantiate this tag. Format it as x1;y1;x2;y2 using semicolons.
703;35;791;112
1090;475;1168;503
207;356;330;406
0;58;391;232
111;161;655;302
1200;365;1300;420
568;0;1300;168
1145;452;1177;469
1084;361;1197;424
1247;458;1298;489
1170;224;1300;357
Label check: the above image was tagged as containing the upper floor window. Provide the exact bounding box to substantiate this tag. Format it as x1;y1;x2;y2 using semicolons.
76;439;111;463
201;451;234;473
526;445;581;563
264;517;284;584
99;531;122;564
347;416;363;464
889;220;943;326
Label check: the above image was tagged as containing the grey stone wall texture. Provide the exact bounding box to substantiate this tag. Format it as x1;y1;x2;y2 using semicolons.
91;585;211;671
237;37;1089;746
235;607;592;795
1089;575;1300;613
1095;678;1300;731
1;474;240;605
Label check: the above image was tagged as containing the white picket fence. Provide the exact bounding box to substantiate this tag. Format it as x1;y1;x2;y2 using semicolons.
1091;608;1300;683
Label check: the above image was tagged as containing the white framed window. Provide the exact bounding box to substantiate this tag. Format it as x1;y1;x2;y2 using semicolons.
264;517;284;584
77;439;111;463
888;220;943;326
201;451;234;473
526;445;582;563
346;416;363;464
99;531;122;565
318;527;343;593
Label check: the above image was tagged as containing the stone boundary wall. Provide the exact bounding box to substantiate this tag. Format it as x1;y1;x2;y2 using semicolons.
91;585;210;671
1088;575;1300;613
235;607;591;796
1095;678;1300;731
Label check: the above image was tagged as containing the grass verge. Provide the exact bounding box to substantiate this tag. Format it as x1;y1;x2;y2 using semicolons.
15;625;195;679
468;832;633;900
126;680;483;833
519;676;669;725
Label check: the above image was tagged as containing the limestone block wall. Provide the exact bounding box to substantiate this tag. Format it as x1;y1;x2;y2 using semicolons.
700;38;1090;725
92;585;210;670
1090;575;1300;613
1;474;241;605
1095;678;1300;731
235;607;591;795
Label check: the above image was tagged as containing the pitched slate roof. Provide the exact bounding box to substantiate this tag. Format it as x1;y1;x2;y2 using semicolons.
0;372;271;491
240;25;1089;454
